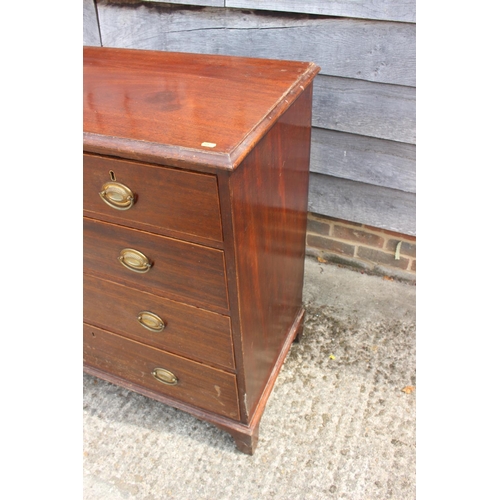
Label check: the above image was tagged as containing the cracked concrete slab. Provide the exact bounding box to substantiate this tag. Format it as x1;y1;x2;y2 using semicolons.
84;256;416;499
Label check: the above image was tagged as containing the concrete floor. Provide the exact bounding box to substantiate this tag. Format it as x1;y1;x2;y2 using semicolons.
83;256;416;499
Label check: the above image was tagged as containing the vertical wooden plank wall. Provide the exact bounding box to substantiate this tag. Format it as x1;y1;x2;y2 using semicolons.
83;0;101;46
83;0;416;236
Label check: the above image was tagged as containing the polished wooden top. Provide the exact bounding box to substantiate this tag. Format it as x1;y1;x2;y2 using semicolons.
83;47;320;170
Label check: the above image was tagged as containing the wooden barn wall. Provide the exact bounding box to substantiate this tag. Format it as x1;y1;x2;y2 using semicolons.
83;0;101;46
83;0;416;236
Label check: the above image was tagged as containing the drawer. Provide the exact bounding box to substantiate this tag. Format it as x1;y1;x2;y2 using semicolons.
83;154;223;244
84;324;240;420
84;275;235;371
83;218;229;313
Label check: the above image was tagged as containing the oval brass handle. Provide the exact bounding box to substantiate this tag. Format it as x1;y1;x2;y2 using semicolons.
137;311;166;332
118;248;152;273
152;368;178;386
99;181;135;211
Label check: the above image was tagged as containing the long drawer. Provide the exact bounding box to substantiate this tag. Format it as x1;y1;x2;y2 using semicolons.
83;275;235;371
83;217;229;313
84;324;240;420
83;154;223;244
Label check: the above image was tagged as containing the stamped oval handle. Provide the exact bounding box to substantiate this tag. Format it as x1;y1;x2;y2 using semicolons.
99;181;135;210
137;311;166;332
118;248;152;273
151;368;178;386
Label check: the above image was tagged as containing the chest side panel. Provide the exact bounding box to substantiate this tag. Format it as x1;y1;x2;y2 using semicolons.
229;85;313;418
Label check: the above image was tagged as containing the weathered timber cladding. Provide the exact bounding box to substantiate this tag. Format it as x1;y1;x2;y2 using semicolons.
226;0;416;23
86;0;416;235
309;174;416;236
97;1;415;86
83;0;101;46
143;0;417;23
311;129;415;193
313;76;415;144
145;0;223;6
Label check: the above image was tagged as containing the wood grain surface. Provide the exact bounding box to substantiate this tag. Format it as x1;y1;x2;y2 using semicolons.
84;153;223;244
83;0;101;46
84;274;235;370
82;46;319;452
146;0;224;6
84;46;319;168
84;324;240;419
225;0;416;23
309;173;416;236
312;75;416;144
228;85;313;417
83;217;229;313
311;129;416;193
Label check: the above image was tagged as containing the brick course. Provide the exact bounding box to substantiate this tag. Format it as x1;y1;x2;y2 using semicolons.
306;218;330;236
333;225;385;248
306;213;416;281
357;246;410;270
306;234;355;256
386;239;416;258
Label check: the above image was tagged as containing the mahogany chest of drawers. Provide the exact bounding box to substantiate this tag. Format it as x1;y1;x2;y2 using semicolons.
83;46;320;454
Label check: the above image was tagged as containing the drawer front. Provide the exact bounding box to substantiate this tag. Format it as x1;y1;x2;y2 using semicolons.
83;154;223;243
84;275;235;371
83;218;229;313
84;324;240;420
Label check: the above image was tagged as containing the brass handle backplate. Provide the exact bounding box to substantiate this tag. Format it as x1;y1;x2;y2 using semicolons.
137;311;166;332
99;181;135;210
152;368;178;386
118;248;152;273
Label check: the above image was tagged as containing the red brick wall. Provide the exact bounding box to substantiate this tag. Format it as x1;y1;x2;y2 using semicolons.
306;213;416;281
